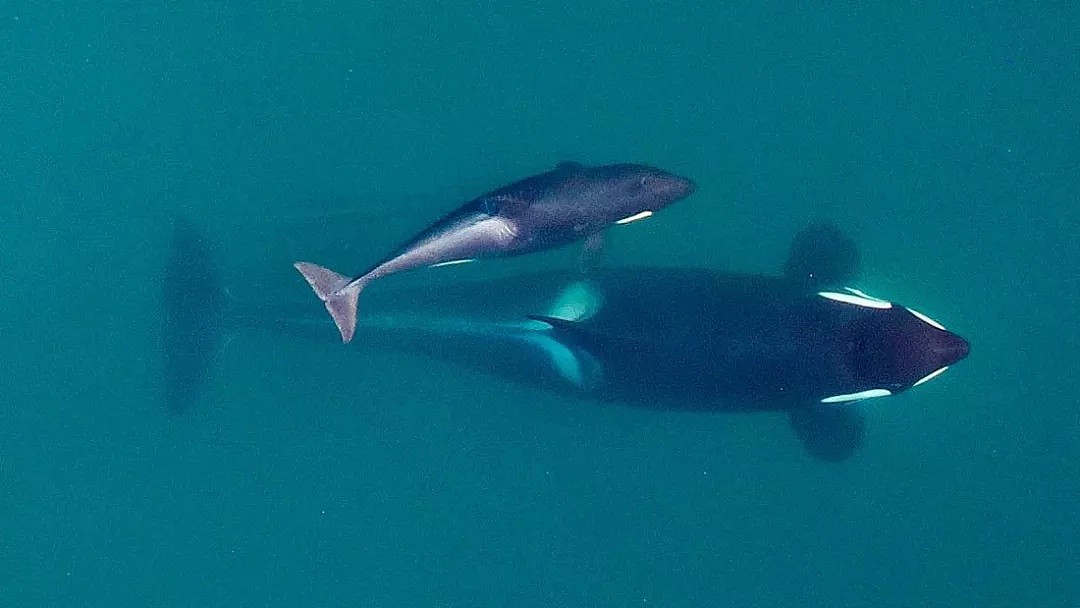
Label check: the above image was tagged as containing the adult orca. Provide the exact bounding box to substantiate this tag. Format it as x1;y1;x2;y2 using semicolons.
163;221;969;461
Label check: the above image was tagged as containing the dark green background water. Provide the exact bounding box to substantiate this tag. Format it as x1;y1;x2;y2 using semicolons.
2;2;1077;606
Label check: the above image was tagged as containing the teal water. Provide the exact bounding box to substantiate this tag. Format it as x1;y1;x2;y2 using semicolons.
2;2;1078;605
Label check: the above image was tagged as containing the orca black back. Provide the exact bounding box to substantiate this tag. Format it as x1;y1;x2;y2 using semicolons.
526;223;969;460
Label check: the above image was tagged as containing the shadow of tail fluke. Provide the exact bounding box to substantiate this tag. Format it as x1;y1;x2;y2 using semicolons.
162;217;223;414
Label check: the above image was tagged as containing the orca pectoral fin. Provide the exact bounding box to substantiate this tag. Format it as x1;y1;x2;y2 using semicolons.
783;223;860;290
787;405;866;462
577;233;606;273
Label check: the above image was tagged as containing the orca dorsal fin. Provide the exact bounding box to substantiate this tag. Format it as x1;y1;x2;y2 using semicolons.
481;193;530;216
522;315;604;390
526;314;610;348
527;314;585;332
783;223;860;290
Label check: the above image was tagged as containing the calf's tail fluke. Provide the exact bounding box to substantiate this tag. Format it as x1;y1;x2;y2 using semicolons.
293;262;363;343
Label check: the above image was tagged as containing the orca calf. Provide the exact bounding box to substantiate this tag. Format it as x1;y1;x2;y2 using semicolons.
293;161;695;343
164;221;969;460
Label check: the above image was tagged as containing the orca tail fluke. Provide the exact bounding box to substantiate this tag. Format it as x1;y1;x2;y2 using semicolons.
293;262;362;343
163;217;224;414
